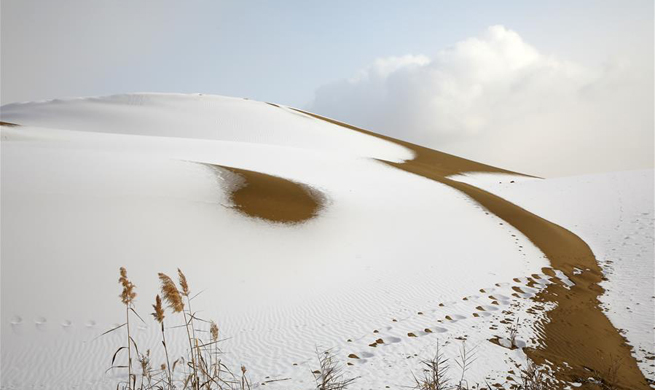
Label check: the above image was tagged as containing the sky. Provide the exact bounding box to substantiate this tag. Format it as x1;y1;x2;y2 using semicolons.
1;0;653;177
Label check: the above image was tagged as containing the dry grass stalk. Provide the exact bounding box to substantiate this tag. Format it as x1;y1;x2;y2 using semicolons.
591;355;623;390
602;355;623;390
455;341;477;388
119;267;137;389
519;361;549;390
139;349;153;389
412;343;450;390
209;320;220;379
507;318;521;349
313;349;357;390
240;366;251;390
177;269;203;388
152;294;173;388
159;271;199;389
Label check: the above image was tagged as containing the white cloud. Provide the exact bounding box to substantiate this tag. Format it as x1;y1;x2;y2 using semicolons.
309;25;653;177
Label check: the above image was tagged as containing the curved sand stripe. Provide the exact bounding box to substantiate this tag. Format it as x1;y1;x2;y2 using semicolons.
208;164;325;224
292;108;649;389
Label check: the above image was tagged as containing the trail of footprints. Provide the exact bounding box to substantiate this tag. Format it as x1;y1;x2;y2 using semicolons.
9;316;101;330
331;192;561;366
342;267;574;366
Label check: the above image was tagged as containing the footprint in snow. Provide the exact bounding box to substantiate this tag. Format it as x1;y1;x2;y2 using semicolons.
349;351;374;362
35;316;47;330
444;314;466;322
414;329;442;337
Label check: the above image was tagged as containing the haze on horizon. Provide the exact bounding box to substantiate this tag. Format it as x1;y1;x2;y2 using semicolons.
1;0;653;177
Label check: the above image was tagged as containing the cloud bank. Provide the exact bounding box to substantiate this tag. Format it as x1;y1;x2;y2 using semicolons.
309;26;653;177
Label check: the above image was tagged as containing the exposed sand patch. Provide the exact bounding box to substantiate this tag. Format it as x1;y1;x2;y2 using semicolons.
0;121;19;127
292;108;649;389
206;164;325;224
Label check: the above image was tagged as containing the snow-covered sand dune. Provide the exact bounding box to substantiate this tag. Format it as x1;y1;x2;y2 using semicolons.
1;94;652;389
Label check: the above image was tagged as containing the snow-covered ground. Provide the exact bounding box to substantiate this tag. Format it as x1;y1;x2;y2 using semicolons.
452;170;655;380
1;94;652;388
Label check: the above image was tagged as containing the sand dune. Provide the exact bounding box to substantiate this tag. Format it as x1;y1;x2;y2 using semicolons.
1;94;651;389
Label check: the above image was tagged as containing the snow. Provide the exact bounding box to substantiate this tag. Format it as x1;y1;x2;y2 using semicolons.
0;93;414;163
1;93;649;388
450;170;655;380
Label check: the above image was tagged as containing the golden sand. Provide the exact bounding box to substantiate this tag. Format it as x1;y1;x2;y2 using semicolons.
210;164;324;224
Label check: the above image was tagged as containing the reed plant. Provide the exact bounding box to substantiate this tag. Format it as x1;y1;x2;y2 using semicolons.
152;294;173;388
313;349;357;390
105;267;252;390
118;267;137;389
412;341;551;390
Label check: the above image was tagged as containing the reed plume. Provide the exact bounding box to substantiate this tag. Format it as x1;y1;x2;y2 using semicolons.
159;271;198;389
178;268;190;297
210;321;219;342
158;273;184;313
241;365;251;390
119;266;137;305
139;349;153;389
208;320;220;379
151;295;165;323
